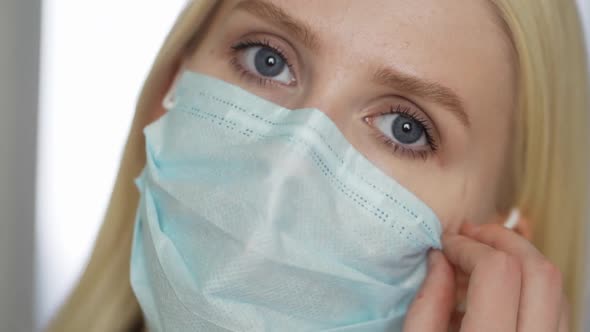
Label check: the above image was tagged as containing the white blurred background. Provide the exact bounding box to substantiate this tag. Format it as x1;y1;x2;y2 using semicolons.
0;1;588;331
35;0;186;329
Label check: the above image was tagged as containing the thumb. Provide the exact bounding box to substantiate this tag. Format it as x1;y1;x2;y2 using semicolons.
403;250;455;332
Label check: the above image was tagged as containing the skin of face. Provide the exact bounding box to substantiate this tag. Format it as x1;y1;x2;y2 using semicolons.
157;0;517;233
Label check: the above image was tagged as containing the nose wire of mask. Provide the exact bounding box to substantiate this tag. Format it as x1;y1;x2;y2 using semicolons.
130;71;443;332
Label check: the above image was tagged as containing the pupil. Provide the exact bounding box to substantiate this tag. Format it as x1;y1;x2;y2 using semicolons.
391;114;424;145
254;47;285;77
402;123;412;132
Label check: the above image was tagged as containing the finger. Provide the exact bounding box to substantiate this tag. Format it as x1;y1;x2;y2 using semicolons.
461;223;542;259
403;250;455;332
462;224;563;332
442;234;521;332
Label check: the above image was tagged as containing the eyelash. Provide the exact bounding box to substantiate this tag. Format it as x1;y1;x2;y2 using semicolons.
366;105;439;161
230;38;295;87
228;38;439;161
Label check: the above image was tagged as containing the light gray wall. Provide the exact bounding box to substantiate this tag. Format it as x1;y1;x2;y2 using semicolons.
0;0;41;331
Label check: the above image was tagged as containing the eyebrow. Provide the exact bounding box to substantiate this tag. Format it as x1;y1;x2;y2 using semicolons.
235;0;470;128
234;0;320;51
373;67;470;127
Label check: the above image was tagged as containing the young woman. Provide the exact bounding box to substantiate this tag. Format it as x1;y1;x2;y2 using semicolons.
47;0;589;331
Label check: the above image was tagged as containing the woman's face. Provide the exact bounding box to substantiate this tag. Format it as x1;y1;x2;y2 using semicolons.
177;0;516;232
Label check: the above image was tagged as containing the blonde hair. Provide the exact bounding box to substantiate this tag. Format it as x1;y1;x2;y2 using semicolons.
47;0;589;331
491;1;589;330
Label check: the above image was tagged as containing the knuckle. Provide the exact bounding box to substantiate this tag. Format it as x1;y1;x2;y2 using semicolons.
484;251;521;276
533;259;563;286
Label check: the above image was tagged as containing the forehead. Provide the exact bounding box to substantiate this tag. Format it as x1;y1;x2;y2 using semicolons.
260;0;512;65
226;0;516;118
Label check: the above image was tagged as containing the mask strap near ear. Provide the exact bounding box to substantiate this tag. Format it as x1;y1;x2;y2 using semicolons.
503;208;520;230
163;71;184;110
162;84;177;110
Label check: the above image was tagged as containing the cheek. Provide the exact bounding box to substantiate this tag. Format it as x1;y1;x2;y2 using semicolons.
420;99;514;232
414;127;512;234
415;170;500;233
402;119;512;233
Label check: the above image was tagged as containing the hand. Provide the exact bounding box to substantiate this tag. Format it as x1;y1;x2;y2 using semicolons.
403;222;568;332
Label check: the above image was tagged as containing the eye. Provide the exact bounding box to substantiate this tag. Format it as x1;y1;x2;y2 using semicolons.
231;40;295;85
374;112;427;147
365;105;438;159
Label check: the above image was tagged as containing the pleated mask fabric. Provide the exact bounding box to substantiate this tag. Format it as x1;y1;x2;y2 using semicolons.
130;71;442;331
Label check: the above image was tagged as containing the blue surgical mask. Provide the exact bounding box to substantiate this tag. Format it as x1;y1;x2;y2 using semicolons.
130;71;442;331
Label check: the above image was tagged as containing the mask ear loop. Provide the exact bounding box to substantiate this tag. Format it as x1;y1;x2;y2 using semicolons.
163;70;184;110
503;208;520;230
162;84;177;110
